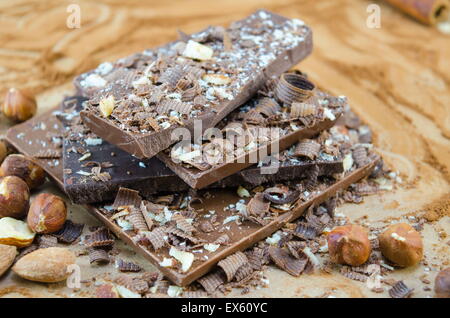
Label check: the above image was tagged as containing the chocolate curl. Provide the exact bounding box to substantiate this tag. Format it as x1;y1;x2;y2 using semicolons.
274;73;315;106
383;0;450;25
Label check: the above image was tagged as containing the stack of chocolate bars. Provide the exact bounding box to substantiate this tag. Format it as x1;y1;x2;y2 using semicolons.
6;10;381;288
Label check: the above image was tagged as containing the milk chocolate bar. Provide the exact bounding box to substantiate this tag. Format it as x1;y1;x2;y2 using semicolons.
78;10;313;158
6;104;379;286
158;79;344;189
61;96;343;203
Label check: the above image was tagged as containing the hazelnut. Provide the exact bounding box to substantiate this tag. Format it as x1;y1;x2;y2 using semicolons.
2;88;37;122
0;154;46;189
27;193;67;234
0;176;30;218
434;268;450;298
327;224;371;266
379;223;423;267
0;140;8;164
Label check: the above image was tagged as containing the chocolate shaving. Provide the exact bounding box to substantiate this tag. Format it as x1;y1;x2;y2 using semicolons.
95;284;118;298
305;164;320;191
144;227;167;250
117;259;142;272
246;247;269;270
293;222;318;240
352;145;369;168
340;267;368;282
85;228;114;248
263;186;299;205
182;290;209;298
294;139;321;160
214;234;230;245
89;247;110;264
197;270;226;294
53;220;84;244
172;213;196;235
275;73;315;105
389;281;414;298
217;251;248;282
129;278;149;294
156;99;192;115
247;193;270;217
158;66;187;88
113;187;142;209
222;31;233;51
290;102;317;119
37;235;58;248
286;241;307;258
33;149;61;159
126;207;149;232
199;220;215;233
244;97;280;125
233;263;254;282
166;226;203;245
268;246;308;277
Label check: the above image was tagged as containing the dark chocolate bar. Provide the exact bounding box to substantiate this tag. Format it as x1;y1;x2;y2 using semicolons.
158;80;344;189
5;101;379;286
78;10;313;158
5;108;65;189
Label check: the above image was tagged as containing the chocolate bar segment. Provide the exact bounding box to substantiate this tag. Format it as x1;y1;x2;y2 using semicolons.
78;10;313;158
60;96;343;204
5;108;64;189
158;85;344;189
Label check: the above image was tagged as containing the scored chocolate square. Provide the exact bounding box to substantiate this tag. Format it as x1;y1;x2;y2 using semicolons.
157;73;345;189
77;10;313;158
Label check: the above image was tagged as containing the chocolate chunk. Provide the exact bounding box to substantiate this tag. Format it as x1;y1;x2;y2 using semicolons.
59;96;343;204
78;11;313;159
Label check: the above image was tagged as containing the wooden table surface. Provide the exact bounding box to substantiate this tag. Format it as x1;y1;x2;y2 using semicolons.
0;0;448;298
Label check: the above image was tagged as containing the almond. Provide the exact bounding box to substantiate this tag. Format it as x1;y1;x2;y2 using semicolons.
99;95;115;117
182;40;213;61
0;244;17;276
12;247;76;283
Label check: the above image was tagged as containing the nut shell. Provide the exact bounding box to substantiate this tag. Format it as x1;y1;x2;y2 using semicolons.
434;268;450;298
0;175;30;218
327;224;371;266
2;88;37;122
0;244;17;276
0;140;8;164
379;223;423;267
27;193;67;234
0;154;46;190
12;247;76;283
